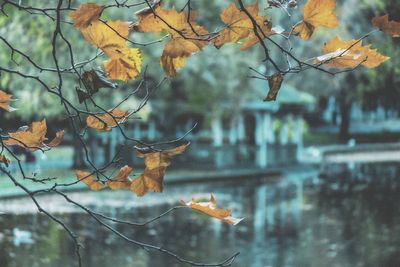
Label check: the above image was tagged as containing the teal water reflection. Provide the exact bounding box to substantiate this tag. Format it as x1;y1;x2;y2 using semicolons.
1;163;400;267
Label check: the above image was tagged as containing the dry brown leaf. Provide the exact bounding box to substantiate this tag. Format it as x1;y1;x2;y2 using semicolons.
104;48;142;82
4;120;48;150
293;0;338;40
76;170;106;191
0;90;14;112
264;73;284;101
183;194;244;225
372;14;400;38
107;165;133;190
46;130;65;148
69;3;104;30
0;155;10;167
316;36;389;69
214;3;273;50
131;143;189;196
130;166;166;196
86;108;128;132
159;53;185;77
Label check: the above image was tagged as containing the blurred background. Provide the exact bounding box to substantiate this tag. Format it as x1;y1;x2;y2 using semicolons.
0;0;400;266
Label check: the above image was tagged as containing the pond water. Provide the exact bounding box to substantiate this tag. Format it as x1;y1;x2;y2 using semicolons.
1;163;400;267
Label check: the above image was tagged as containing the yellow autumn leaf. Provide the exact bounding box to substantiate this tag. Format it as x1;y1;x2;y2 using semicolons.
183;194;244;225
86;108;128;132
0;90;15;112
107;165;133;190
214;2;272;50
76;170;106;191
69;3;104;30
134;5;208;76
4;119;64;151
316;36;389;69
104;48;142;82
131;143;189;196
293;0;338;40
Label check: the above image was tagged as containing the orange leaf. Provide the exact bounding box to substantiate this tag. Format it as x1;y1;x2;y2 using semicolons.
86;108;128;132
4;120;47;150
47;130;65;147
214;3;273;50
183;194;244;225
76;170;106;191
134;5;208;76
69;3;104;30
0;155;10;167
131;143;189;196
372;14;400;38
293;0;338;40
316;36;389;69
107;165;133;190
104;48;142;82
0;90;15;112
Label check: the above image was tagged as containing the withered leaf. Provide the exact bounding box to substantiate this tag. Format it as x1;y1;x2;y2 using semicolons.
69;3;104;30
0;90;15;112
264;73;284;101
104;48;142;82
4;119;63;151
183;194;244;225
131;143;189;196
107;165;133;190
0;155;10;167
86;108;128;132
293;0;338;40
77;69;117;103
76;170;106;191
372;14;400;37
316;36;389;69
214;3;273;50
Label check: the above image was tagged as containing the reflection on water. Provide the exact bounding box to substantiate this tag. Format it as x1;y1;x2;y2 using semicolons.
1;163;400;267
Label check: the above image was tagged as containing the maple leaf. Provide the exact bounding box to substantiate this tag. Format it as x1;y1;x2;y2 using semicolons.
86;108;128;132
0;155;10;167
293;0;338;40
214;3;273;50
77;69;117;103
69;3;104;30
80;20;130;58
107;165;133;190
131;143;189;196
183;194;244;225
4;119;64;151
134;5;208;76
76;170;106;191
316;36;389;69
0;90;15;112
264;73;284;101
372;15;400;38
104;48;142;82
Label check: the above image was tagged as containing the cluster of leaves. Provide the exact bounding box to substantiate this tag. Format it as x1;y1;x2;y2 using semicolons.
69;0;397;102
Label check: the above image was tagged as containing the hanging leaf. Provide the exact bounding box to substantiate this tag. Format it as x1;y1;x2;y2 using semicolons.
293;0;338;40
77;69;117;103
107;165;133;190
264;73;284;101
130;143;189;196
86;108;128;132
104;48;142;82
0;155;10;167
0;90;15;112
316;36;389;69
69;3;104;30
214;3;273;50
76;170;106;191
372;15;400;38
183;194;244;225
4;119;64;151
134;5;208;76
